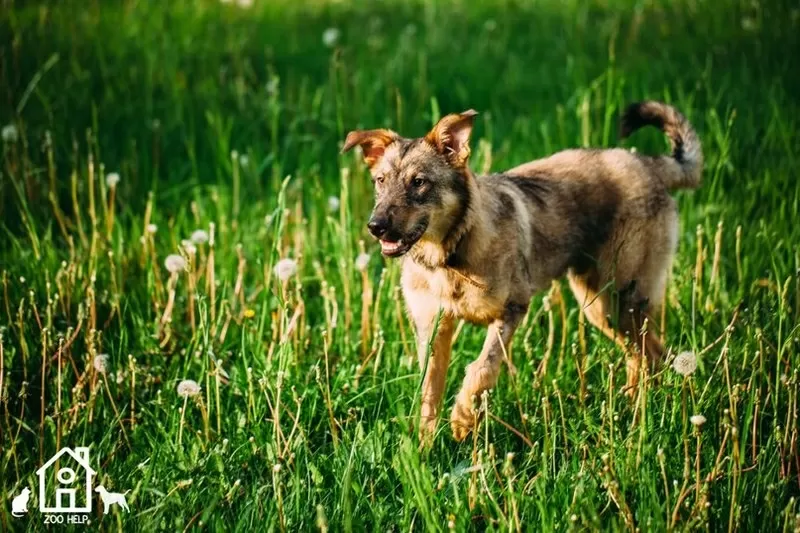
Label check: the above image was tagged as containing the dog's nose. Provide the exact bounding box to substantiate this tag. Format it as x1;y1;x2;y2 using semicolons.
367;216;389;238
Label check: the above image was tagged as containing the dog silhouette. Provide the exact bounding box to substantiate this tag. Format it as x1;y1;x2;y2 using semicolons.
11;487;31;517
95;485;130;514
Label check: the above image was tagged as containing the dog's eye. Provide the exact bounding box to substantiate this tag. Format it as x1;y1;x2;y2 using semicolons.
374;175;385;184
411;176;426;188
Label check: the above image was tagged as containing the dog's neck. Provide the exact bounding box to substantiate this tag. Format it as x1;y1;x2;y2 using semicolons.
408;169;486;271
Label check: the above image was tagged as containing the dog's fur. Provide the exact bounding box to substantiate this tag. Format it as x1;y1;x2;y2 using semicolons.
343;101;702;441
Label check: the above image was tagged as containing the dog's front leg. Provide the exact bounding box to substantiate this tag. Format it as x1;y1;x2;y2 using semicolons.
413;308;455;443
450;303;527;441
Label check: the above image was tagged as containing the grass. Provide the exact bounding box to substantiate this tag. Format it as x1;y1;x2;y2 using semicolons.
1;0;799;530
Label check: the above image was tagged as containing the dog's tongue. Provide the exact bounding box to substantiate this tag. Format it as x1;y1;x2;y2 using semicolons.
380;239;403;254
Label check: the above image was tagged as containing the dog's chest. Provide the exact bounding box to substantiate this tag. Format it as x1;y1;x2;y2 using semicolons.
401;262;505;324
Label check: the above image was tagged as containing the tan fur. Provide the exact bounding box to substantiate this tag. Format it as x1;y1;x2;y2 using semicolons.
343;101;702;442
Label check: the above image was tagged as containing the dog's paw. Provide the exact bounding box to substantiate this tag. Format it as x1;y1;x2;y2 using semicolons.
418;416;438;446
450;399;477;441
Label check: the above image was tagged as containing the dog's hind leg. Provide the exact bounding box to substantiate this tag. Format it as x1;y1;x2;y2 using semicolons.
568;273;664;396
450;302;527;441
412;308;455;443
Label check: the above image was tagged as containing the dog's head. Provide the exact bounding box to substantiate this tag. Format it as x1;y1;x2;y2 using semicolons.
94;485;104;493
342;110;477;257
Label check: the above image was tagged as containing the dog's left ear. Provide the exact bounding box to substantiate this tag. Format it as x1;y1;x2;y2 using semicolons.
426;109;478;168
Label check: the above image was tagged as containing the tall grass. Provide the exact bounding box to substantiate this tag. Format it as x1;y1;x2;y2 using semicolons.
1;0;799;530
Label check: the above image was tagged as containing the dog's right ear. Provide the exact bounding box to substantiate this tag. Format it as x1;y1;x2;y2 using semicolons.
341;129;399;168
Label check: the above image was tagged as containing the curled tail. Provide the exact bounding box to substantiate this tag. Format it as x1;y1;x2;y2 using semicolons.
620;101;703;190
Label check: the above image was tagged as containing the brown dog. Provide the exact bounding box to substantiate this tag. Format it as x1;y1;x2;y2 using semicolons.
342;102;702;441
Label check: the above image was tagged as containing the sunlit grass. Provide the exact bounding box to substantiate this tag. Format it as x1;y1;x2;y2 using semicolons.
1;0;799;530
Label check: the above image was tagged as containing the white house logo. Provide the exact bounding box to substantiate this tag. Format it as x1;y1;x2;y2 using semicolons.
9;446;130;524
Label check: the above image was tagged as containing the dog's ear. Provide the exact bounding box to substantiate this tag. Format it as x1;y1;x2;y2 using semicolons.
426;110;478;167
341;129;399;168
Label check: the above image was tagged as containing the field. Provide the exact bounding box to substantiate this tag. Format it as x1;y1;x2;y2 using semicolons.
1;0;799;530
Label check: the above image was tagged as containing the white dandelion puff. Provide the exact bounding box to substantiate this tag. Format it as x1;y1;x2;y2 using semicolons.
191;229;209;244
165;254;187;274
2;124;18;143
146;223;158;234
274;258;298;282
322;27;341;48
181;240;197;255
239;154;250;168
93;353;109;373
177;379;201;398
266;78;279;96
327;196;340;213
672;351;698;376
690;414;707;426
355;253;371;272
105;172;121;188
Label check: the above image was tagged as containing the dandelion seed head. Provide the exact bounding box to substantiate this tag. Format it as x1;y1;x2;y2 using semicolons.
274;258;298;282
672;351;698;376
2;124;18;143
177;379;201;398
322;27;341;48
93;353;109;373
181;240;197;255
191;229;209;244
272;463;281;473
355;253;371;272
690;414;707;426
165;254;187;274
327;196;340;213
105;172;121;188
146;223;158;234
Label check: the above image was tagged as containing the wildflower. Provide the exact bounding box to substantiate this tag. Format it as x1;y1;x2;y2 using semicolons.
177;379;201;398
105;172;121;188
355;253;371;272
272;463;281;473
2;124;18;143
93;354;109;373
266;78;279;96
243;308;256;319
146;223;158;234
690;414;707;427
672;351;698;376
165;254;187;274
274;258;298;282
181;240;197;255
238;154;250;168
740;17;757;31
327;196;340;213
191;229;209;244
322;27;341;48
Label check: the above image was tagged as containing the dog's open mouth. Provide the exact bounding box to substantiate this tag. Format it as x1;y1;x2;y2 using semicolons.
379;222;427;258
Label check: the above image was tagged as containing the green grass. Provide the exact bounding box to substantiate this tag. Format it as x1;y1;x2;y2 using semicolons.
2;0;800;530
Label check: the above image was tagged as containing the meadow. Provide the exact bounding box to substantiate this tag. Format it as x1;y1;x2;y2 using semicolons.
1;0;799;530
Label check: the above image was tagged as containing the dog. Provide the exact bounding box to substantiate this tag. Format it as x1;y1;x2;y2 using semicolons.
11;487;31;517
342;101;702;441
95;485;130;514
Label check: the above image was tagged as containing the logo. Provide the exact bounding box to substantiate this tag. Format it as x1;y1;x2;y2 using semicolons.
9;446;129;524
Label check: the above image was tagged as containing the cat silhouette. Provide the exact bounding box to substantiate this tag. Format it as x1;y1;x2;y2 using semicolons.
11;487;31;517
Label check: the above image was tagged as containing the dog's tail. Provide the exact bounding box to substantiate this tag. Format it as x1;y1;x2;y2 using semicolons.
620;101;703;190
